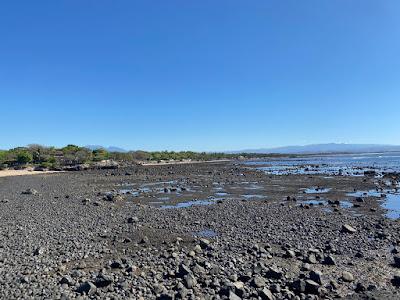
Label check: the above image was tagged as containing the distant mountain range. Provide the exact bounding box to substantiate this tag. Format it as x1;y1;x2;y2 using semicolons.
231;143;400;154
83;143;400;155
84;145;127;153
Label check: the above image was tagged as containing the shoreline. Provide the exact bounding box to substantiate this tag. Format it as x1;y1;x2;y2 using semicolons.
139;159;232;166
0;162;399;298
0;169;63;178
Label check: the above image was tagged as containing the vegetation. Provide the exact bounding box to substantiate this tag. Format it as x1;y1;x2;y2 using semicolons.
0;144;291;170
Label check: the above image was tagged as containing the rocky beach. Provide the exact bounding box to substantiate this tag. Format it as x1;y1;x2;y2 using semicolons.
1;161;400;299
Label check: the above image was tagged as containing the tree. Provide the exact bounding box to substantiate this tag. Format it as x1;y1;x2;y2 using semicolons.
0;150;8;167
92;149;109;161
16;151;33;164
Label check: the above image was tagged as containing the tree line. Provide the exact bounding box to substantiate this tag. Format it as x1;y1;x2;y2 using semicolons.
0;145;288;170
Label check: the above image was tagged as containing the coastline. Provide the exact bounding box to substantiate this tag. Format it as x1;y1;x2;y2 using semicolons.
139;159;232;166
0;169;63;178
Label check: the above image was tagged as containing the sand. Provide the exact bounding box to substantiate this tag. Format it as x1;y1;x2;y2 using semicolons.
0;169;62;178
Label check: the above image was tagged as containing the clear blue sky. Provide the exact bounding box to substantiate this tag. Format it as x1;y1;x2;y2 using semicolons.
1;1;399;151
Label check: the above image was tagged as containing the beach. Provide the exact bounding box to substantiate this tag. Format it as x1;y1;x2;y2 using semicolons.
0;169;62;178
0;161;399;299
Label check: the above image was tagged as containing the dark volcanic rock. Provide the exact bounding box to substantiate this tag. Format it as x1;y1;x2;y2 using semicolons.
76;281;97;295
0;162;399;299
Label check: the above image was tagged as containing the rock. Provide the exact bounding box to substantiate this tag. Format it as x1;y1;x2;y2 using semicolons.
355;282;366;293
342;271;354;282
157;294;174;300
309;270;323;285
183;273;196;289
364;170;376;177
193;244;202;253
393;255;400;268
233;281;244;290
110;260;123;269
323;255;336;266
94;274;113;287
104;193;124;202
199;238;210;249
192;263;205;275
20;276;30;284
302;263;312;271
33;247;44;256
228;290;242;300
270;284;281;293
330;280;339;290
22;188;38;195
391;273;400;287
342;224;357;234
259;287;274;300
95;160;119;169
140;236;149;244
266;267;283;279
251;276;266;288
76;281;97;295
355;251;364;258
178;263;191;278
291;279;306;294
127;216;139;223
305;279;320;294
307;253;317;264
60;275;73;286
285;249;296;258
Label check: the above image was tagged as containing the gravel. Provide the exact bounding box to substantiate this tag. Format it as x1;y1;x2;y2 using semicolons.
0;162;399;299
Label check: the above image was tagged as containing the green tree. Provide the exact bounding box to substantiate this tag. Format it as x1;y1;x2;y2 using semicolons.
16;151;33;164
92;149;109;161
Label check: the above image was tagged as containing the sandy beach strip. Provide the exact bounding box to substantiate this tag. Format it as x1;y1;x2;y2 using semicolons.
0;169;63;178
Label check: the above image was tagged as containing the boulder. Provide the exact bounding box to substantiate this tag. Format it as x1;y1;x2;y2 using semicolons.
342;271;354;282
76;281;97;295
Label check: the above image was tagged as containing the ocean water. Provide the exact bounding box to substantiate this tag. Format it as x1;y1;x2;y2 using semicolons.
245;152;400;219
245;152;400;176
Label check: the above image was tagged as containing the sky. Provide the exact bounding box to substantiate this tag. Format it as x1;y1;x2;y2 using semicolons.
1;1;399;151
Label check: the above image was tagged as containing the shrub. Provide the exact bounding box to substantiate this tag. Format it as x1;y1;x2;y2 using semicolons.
16;151;33;164
92;149;109;161
0;150;7;164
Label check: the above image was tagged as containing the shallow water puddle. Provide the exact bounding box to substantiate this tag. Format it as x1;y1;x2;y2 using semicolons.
347;190;400;219
141;180;177;187
215;192;228;196
214;187;225;191
381;193;400;219
303;187;332;194
160;197;225;209
347;190;383;198
120;187;151;195
298;199;353;209
161;200;214;209
340;200;353;208
300;199;327;206
241;194;266;200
